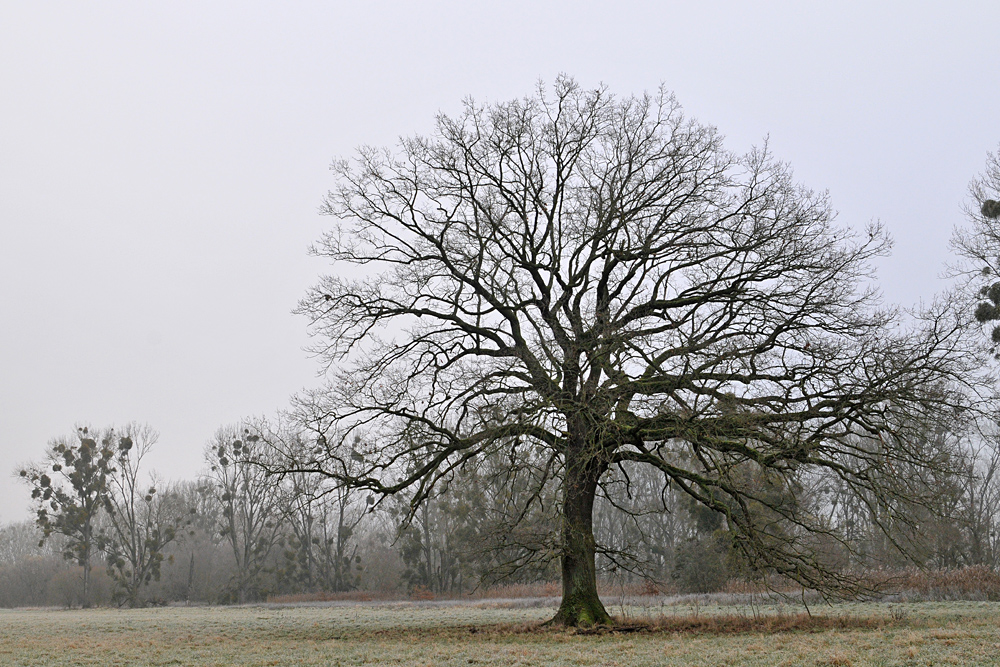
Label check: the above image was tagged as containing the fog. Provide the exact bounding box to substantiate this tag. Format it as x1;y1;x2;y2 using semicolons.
2;1;998;521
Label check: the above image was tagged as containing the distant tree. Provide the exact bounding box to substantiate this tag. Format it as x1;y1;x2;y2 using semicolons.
288;78;980;625
952;145;1000;351
0;521;48;568
958;434;1000;568
393;488;469;595
97;423;182;607
154;479;225;603
273;464;325;593
205;425;284;603
593;462;684;582
18;427;115;607
457;446;561;587
310;481;368;592
281;471;362;593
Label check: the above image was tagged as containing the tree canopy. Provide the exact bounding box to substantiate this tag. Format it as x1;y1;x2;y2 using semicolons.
289;77;979;625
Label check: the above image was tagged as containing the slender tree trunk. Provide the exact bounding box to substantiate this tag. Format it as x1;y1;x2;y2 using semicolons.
81;520;92;608
186;551;195;602
421;501;434;593
82;558;92;609
551;450;612;626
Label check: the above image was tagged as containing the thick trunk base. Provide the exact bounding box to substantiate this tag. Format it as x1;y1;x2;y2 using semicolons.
549;545;612;626
550;585;612;627
550;448;612;627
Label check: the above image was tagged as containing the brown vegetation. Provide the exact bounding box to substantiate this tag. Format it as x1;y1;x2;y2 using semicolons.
884;565;1000;601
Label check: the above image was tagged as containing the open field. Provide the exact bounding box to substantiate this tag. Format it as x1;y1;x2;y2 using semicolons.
3;600;1000;666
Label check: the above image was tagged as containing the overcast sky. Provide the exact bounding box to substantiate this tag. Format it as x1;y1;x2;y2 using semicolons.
1;1;998;522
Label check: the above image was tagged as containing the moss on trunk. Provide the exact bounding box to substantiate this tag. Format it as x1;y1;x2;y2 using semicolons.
550;451;612;627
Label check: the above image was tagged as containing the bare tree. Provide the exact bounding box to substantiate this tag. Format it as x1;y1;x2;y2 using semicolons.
946;146;1000;566
593;461;684;583
205;426;284;603
155;479;226;603
290;78;980;625
98;423;181;607
269;428;369;593
952;144;1000;350
0;521;47;567
961;433;1000;567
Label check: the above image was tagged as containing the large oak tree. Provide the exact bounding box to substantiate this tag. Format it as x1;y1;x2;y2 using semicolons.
292;78;976;625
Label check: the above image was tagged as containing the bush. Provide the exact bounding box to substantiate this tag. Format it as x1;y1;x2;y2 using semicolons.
892;566;1000;601
46;566;112;608
672;535;731;594
0;556;64;607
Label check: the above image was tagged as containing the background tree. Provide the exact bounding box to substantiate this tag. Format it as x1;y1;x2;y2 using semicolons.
594;462;691;587
956;433;1000;568
286;398;561;595
0;521;48;568
263;79;979;625
205;425;284;603
0;521;65;608
457;446;562;587
97;422;181;607
269;428;370;594
18;427;115;607
154;479;227;603
273;461;326;593
952;144;1000;351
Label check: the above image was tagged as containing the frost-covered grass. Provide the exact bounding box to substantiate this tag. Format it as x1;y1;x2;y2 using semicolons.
3;600;1000;665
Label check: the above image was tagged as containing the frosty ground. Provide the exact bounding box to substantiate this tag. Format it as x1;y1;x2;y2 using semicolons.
2;597;1000;666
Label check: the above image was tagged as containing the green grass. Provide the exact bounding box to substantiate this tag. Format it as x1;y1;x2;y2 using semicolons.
2;600;1000;666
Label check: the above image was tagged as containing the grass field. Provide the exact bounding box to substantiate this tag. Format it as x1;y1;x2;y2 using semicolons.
2;599;1000;666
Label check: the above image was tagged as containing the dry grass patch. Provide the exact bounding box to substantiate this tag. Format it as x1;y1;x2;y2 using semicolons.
3;601;1000;666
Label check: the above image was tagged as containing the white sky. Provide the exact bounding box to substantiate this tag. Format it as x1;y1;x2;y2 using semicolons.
2;1;998;522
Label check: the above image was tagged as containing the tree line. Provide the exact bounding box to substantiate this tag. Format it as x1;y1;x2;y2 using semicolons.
4;412;1000;608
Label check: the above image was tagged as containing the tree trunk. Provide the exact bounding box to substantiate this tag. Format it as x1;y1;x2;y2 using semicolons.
551;452;612;626
82;558;91;609
186;551;195;602
81;522;92;608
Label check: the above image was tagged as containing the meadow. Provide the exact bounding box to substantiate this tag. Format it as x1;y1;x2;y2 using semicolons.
2;599;1000;666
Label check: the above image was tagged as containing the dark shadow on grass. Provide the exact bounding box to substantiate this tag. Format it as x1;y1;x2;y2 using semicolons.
578;613;891;636
487;613;895;637
243;612;900;643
